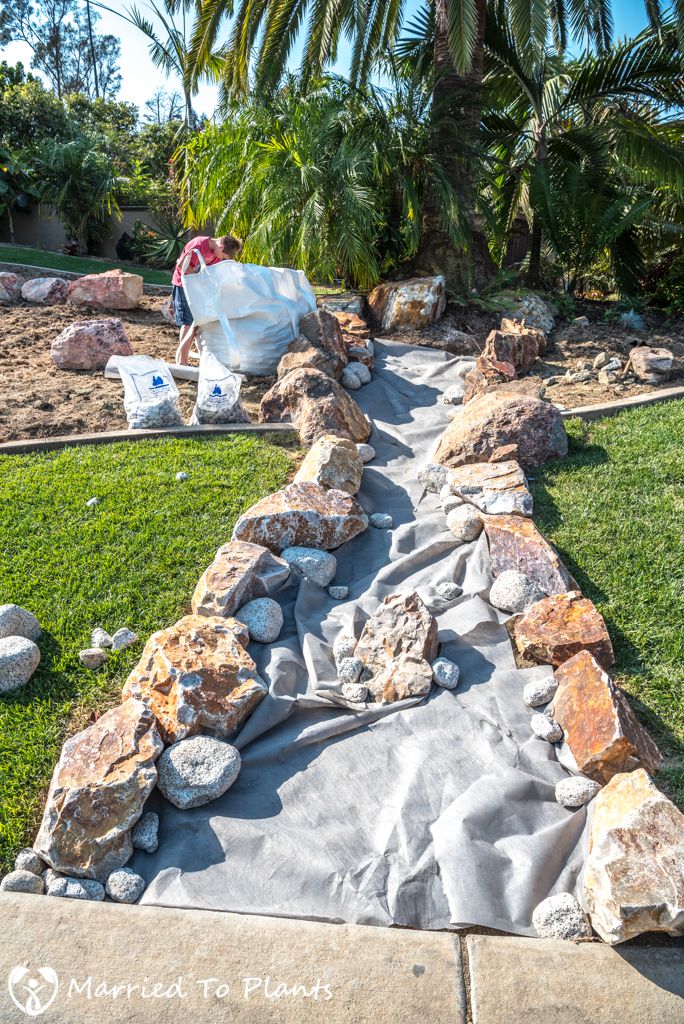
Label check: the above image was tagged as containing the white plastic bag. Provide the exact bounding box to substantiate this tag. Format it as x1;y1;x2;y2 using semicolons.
181;251;317;376
190;351;243;424
117;354;183;430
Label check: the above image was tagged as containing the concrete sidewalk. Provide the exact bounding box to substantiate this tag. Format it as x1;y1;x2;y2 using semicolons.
0;894;682;1023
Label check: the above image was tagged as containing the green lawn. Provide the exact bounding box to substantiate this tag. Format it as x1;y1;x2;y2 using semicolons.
0;434;296;872
0;244;172;286
531;401;684;806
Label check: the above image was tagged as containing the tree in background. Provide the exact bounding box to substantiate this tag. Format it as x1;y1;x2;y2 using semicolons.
145;86;183;123
0;0;121;98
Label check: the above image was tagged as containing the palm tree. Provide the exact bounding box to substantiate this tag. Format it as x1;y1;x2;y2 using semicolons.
481;19;684;292
188;0;684;289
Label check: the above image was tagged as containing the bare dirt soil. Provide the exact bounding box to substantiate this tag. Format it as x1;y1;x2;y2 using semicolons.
0;296;273;443
0;292;682;443
388;297;684;411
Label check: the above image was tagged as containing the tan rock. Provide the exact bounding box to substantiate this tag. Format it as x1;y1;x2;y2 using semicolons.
298;308;348;368
191;540;290;619
367;654;434;703
259;367;371;446
514;591;614;668
277;342;340;380
50;317;133;370
584;769;684;943
0;271;23;303
434;392;567;471
446;460;532;516
294;434;364;495
482;327;545;373
355;591;439;699
233;481;368;553
34;700;162;881
122;615;267;744
489;444;519;463
484;515;577;595
67;269;143;310
503;294;555;333
462;356;517;404
347;343;375;368
330;310;371;340
628;346;673;383
551;650;661;782
368;276;446;331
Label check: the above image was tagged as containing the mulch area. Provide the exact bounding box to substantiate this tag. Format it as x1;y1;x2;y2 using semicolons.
0;291;682;444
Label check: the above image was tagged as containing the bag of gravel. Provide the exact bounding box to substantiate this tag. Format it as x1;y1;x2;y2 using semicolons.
118;355;183;430
190;351;242;425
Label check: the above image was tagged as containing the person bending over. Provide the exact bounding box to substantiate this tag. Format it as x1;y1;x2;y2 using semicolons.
171;234;243;365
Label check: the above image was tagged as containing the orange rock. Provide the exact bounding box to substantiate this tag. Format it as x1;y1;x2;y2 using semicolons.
446;460;533;516
259;367;371;446
277;343;340;380
482;327;545;373
367;276;446;331
191;540;290;619
299;308;348;368
514;591;614;668
462;355;516;404
232;481;368;553
484;515;577;595
583;770;684;943
489;444;519;463
34;700;162;880
66;269;143;310
551;650;662;782
122;615;267;744
356;591;439;703
330;310;371;339
367;654;433;702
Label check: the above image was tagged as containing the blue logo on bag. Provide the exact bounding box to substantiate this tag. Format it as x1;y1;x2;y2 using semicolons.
150;374;169;392
212;384;223;396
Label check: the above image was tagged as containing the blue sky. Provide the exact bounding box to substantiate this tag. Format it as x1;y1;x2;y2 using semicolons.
1;0;651;117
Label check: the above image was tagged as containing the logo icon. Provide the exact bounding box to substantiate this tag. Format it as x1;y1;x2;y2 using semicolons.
8;967;59;1017
212;384;222;396
151;374;167;389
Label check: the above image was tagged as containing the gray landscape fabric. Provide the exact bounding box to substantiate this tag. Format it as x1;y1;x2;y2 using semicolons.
136;340;588;935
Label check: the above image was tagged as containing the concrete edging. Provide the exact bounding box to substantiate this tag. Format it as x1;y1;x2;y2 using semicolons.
560;384;684;420
0;423;296;456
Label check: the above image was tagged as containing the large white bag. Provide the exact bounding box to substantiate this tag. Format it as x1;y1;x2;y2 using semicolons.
117;355;183;429
181;250;317;376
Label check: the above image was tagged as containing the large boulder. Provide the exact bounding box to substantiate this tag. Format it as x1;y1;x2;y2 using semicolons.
0;271;22;303
482;326;545;374
514;590;614;669
233;481;368;553
259;367;371;446
21;277;68;304
484;515;577;595
191;540;290;619
294;434;364;495
50;318;133;370
355;591;439;702
446;460;532;516
583;769;684;944
368;276;446;331
34;700;162;881
298;308;348;368
551;650;661;782
122;615;267;745
434;392;568;471
628;346;673;384
277;340;340;380
67;269;143;310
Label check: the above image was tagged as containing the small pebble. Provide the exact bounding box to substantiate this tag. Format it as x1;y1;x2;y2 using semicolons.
531;713;563;742
523;677;558;708
431;657;460;690
86;497;99;508
333;631;357;665
341;682;368;703
79;647;107;670
328;585;349;601
111;627;138;650
439;381;465;406
14;849;45;876
157;735;241;809
356;443;375;463
337;656;363;685
369;512;392;529
105;867;146;904
352;362;371;384
47;876;105;901
176;471;189;481
236;597;283;643
436;582;463;601
532;893;592;940
490;570;545;615
0;604;41;642
555;777;602;808
341;365;362;390
418;463;449;493
131;811;159;853
0;869;44;894
91;626;113;648
446;505;483;543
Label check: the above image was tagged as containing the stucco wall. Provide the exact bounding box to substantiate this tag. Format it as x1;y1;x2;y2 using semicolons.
0;205;151;259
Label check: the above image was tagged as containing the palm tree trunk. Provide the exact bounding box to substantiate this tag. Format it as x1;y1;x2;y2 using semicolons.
415;0;494;291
